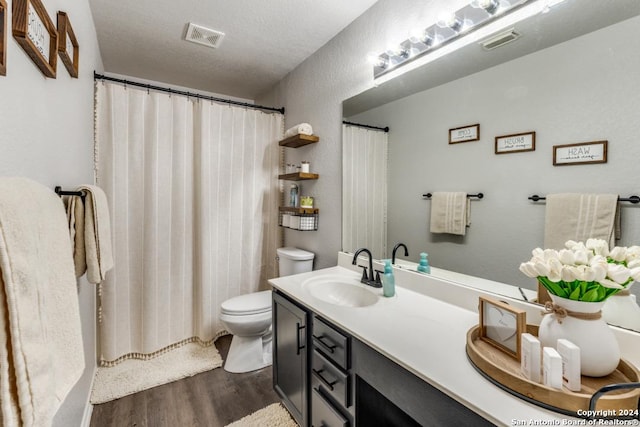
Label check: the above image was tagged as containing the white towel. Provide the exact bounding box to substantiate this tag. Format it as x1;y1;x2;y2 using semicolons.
543;193;619;249
64;195;87;278
78;185;114;284
284;123;313;139
429;192;470;236
0;177;84;427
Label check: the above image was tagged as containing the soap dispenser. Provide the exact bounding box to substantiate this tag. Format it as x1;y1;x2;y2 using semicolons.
417;252;430;274
381;260;395;297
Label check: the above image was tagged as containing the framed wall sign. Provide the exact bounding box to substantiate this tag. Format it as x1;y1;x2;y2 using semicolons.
553;140;607;166
0;0;6;76
57;12;78;77
449;123;480;144
495;131;536;154
12;0;57;78
478;297;526;360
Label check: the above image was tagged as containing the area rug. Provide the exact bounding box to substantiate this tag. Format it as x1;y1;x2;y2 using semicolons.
90;342;223;404
226;403;297;427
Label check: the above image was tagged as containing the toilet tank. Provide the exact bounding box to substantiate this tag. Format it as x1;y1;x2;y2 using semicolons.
277;247;314;277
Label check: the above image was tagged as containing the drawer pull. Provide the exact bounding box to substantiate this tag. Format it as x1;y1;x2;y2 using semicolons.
313;368;337;391
297;323;306;355
313;334;337;353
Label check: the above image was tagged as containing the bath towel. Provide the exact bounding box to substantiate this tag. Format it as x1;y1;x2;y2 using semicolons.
543;193;619;249
429;192;470;236
283;123;313;138
64;195;87;278
0;177;84;427
79;185;114;284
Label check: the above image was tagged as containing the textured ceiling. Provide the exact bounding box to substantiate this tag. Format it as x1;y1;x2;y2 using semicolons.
88;0;379;100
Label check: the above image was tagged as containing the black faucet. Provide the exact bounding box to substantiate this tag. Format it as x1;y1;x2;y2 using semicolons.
351;248;382;288
391;243;409;264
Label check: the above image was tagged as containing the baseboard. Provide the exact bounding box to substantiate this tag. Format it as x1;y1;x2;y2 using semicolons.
80;366;97;427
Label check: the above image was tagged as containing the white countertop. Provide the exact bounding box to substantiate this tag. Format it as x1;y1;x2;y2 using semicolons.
268;253;640;426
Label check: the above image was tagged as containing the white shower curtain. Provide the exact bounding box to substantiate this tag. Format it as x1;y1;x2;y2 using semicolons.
342;124;388;259
95;82;282;364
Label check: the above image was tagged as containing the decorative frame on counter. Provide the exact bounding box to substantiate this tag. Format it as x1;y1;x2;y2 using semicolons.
495;131;536;154
478;297;526;360
12;0;57;78
553;140;608;166
0;0;6;76
449;123;480;144
57;11;78;77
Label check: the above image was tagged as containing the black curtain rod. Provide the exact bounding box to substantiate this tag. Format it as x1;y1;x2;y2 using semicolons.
54;186;85;198
94;72;285;114
342;120;389;132
423;193;484;199
528;194;640;204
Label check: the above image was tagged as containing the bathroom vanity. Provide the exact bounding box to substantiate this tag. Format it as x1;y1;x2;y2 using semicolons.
269;252;640;426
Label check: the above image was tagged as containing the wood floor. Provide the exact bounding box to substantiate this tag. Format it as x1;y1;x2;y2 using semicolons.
90;335;281;427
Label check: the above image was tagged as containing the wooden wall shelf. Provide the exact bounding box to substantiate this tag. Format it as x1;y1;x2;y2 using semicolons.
279;134;319;148
279;207;319;215
278;172;319;181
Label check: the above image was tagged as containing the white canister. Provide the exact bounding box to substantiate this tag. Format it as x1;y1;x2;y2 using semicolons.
281;214;291;227
301;161;310;173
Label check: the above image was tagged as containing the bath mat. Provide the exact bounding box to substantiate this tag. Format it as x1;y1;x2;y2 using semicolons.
90;342;223;404
226;403;297;427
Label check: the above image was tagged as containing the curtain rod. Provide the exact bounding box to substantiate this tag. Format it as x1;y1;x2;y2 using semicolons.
94;72;285;114
342;120;389;132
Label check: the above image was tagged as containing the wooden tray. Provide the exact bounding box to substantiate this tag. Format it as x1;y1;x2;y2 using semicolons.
466;325;640;417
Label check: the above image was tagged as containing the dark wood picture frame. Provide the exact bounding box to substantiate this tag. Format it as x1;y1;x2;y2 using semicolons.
57;11;78;77
449;123;480;144
495;131;536;154
0;0;6;76
553;140;608;166
478;297;526;360
12;0;57;78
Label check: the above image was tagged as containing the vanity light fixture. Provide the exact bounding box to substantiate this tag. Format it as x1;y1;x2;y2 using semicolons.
371;0;568;85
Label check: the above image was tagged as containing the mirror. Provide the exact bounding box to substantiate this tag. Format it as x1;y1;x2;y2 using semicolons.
342;0;640;331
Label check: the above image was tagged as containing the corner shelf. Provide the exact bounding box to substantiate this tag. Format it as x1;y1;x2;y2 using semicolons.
279;134;319;148
278;172;319;181
279;207;319;231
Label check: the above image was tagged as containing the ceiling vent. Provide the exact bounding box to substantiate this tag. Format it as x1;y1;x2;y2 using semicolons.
480;28;521;51
185;23;225;49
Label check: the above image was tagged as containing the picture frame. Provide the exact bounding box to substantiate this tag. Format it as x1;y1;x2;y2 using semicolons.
0;0;6;76
495;131;536;154
478;296;526;360
12;0;57;78
449;123;480;144
57;11;78;77
553;140;607;166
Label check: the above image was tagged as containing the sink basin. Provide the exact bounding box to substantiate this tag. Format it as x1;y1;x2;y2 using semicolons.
302;274;379;307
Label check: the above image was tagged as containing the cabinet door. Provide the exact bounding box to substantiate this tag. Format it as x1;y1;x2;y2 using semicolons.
273;291;308;426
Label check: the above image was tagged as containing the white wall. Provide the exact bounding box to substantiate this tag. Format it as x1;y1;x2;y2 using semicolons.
351;15;640;289
258;0;470;269
0;0;103;425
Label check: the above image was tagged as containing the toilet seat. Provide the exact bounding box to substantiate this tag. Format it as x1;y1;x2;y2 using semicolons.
221;290;272;316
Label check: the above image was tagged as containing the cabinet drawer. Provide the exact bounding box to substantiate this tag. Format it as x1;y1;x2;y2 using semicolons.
312;350;350;407
312;317;349;370
311;388;349;427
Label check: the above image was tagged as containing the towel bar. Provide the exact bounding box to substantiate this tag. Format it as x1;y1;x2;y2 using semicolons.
423;193;484;200
54;186;85;198
528;194;640;204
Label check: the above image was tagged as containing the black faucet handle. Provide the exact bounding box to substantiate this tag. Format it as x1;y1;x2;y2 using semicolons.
357;265;368;282
374;269;383;283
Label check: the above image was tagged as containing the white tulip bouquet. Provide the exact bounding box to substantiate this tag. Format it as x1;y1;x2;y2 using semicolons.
519;238;640;302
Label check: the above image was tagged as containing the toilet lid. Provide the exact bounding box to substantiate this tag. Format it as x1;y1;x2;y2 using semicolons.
221;290;272;315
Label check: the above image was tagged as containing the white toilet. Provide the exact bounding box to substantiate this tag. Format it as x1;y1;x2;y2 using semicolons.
220;247;314;373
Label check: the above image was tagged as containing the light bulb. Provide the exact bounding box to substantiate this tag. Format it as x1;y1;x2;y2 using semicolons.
385;44;408;58
366;52;388;68
437;12;462;32
409;28;434;47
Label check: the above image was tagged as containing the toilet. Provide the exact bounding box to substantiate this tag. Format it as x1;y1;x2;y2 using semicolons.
220;247;314;373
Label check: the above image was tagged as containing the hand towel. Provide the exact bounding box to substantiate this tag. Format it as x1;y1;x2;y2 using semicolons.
64;195;87;278
284;123;313;139
79;185;114;284
429;192;470;236
543;193;619;249
0;177;84;427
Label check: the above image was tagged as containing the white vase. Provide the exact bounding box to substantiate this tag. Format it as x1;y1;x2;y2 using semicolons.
538;294;620;377
602;283;640;331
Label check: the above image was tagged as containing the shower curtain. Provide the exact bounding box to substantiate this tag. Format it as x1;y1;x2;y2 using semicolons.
95;82;283;364
342;124;388;259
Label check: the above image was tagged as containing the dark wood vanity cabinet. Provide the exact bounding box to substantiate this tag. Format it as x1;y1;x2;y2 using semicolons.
273;291;309;426
273;291;494;427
